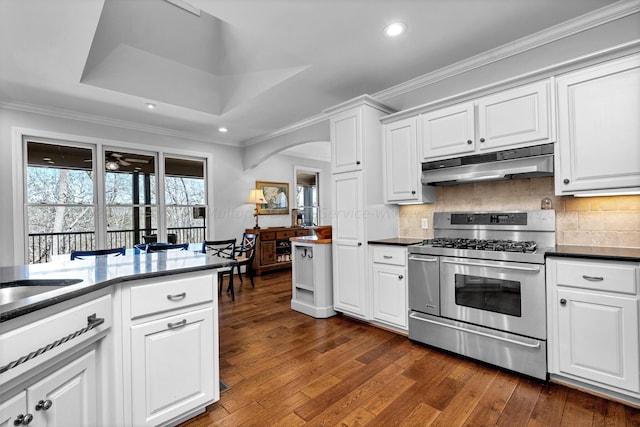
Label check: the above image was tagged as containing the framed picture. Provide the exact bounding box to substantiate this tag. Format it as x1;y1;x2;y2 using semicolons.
256;181;289;215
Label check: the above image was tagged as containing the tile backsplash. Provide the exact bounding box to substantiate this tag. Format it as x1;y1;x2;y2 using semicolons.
399;177;640;248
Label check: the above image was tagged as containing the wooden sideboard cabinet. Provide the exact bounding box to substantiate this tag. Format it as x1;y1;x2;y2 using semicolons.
247;227;310;275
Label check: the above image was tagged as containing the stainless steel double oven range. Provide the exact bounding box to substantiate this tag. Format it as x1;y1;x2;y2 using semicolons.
408;210;555;380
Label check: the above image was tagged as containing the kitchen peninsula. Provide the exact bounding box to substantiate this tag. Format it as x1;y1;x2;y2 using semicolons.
0;251;235;427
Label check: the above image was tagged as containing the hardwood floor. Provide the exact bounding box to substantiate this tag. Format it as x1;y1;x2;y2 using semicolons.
180;270;640;427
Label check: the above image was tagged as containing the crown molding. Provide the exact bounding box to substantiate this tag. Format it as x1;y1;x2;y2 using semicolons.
0;100;239;148
373;0;640;101
322;94;396;115
241;111;329;147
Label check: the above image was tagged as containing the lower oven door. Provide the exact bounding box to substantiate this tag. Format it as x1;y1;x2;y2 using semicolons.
440;256;546;339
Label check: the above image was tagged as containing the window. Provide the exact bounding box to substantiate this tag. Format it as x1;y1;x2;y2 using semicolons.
104;150;157;248
26;141;96;263
294;169;319;226
164;157;207;244
24;139;210;263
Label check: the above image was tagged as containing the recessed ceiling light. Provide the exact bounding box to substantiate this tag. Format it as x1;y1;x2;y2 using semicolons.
384;22;406;37
218;127;228;133
145;103;156;110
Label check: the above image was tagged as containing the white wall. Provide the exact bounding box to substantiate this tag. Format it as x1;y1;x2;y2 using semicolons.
241;153;331;230
0;107;330;266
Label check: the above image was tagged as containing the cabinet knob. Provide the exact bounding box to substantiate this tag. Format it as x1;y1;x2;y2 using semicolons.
411;190;416;195
357;242;362;246
480;137;485;143
560;298;567;306
466;139;472;145
398;275;404;280
356;160;361;165
14;414;33;425
35;400;52;411
563;179;570;184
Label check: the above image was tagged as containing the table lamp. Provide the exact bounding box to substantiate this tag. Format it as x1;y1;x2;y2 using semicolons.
246;189;266;229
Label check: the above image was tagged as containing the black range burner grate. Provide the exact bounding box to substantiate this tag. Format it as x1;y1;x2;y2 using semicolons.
422;238;538;253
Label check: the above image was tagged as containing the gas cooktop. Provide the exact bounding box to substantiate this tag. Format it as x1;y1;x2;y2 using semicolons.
422;237;538;253
408;210;556;265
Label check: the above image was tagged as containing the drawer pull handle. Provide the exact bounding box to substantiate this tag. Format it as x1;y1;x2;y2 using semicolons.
582;275;604;282
383;255;393;259
0;313;105;375
168;319;187;329
35;400;52;411
167;292;187;301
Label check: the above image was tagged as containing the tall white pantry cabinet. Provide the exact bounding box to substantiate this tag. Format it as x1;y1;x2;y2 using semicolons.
325;96;399;320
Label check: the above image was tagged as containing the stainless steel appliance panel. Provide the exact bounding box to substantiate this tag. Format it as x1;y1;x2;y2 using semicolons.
408;254;440;316
439;256;546;339
408;312;547;380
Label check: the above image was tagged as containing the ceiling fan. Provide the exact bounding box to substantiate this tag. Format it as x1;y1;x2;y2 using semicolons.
85;152;150;170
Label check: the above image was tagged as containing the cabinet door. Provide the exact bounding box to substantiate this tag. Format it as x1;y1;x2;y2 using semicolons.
556;54;640;193
28;350;96;427
556;288;639;392
477;80;550;150
260;240;276;265
420;102;475;160
331;108;363;173
333;241;367;318
384;117;420;203
332;172;364;244
332;172;367;318
372;264;407;329
130;307;215;427
0;392;28;427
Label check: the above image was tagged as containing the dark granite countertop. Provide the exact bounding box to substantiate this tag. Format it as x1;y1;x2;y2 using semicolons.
546;245;640;262
0;252;236;322
368;238;424;246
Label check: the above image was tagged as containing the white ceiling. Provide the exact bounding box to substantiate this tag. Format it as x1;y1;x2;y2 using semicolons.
0;0;620;152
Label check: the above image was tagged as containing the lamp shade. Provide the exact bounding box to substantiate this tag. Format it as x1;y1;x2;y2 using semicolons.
246;189;266;204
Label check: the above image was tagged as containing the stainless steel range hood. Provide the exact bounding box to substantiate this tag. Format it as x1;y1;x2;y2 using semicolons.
422;143;554;186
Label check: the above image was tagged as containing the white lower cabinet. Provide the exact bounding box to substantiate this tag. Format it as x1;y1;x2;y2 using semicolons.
0;349;97;427
122;272;218;427
556;288;639;392
130;308;214;426
370;245;408;332
547;257;640;403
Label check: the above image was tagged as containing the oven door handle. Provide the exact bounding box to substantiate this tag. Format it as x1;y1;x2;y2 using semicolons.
408;256;438;262
409;313;542;349
441;259;540;272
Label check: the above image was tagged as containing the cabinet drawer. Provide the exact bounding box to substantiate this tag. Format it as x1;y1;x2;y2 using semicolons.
260;232;276;241
371;245;407;266
296;229;310;237
276;230;296;239
0;294;111;381
130;273;214;319
555;259;637;295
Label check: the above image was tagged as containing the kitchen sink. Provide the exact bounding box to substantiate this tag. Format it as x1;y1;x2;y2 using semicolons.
0;279;83;305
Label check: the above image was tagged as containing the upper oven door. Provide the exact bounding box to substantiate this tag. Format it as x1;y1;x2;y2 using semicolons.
439;256;546;339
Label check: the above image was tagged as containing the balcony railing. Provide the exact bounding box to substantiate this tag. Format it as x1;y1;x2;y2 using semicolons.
28;226;206;263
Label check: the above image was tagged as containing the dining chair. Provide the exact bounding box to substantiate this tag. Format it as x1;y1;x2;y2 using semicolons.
202;239;237;301
70;247;126;260
145;243;189;252
234;233;258;288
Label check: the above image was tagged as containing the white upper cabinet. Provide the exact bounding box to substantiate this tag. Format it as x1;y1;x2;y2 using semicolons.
477;80;550;150
420;102;475;160
555;53;640;195
330;108;363;174
420;80;552;161
383;117;435;204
